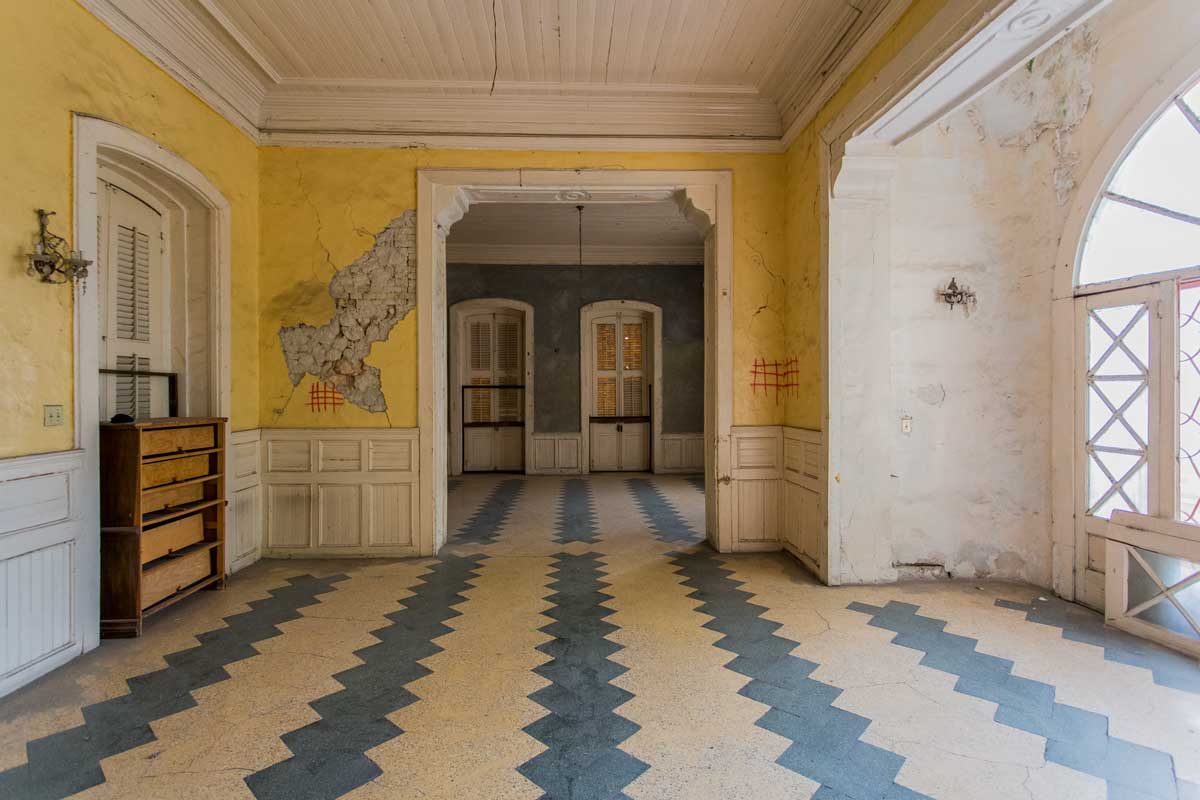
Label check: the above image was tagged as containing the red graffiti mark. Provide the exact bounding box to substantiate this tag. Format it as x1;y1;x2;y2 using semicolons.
750;357;800;402
307;382;345;412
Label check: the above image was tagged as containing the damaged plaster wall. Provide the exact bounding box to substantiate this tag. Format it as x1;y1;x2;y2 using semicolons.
880;0;1200;586
278;210;416;412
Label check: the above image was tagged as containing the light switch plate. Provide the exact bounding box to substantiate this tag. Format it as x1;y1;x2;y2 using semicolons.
43;405;64;427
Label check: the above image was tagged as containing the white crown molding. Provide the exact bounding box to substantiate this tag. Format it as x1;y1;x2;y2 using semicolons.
78;0;270;139
780;0;917;145
859;0;1112;144
259;131;785;153
445;243;704;266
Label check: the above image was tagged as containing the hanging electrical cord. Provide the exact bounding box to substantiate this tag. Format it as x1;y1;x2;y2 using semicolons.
576;204;584;266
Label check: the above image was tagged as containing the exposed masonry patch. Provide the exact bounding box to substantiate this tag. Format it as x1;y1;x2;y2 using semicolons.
278;210;416;412
625;478;701;542
455;479;525;545
518;552;649;798
0;574;346;800
626;481;927;799
996;596;1200;695
554;478;598;545
245;555;484;800
852;600;1195;800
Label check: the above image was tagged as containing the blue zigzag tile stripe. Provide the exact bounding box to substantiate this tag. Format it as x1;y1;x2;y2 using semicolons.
685;474;704;494
625;481;927;800
245;554;484;800
624;478;701;542
851;600;1195;800
518;552;649;799
0;573;346;800
555;478;598;544
996;596;1200;695
447;478;463;493
455;478;525;544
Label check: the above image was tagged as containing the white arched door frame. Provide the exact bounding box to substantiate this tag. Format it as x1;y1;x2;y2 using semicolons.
1051;51;1200;605
61;116;231;675
448;297;535;476
579;300;663;474
418;169;732;555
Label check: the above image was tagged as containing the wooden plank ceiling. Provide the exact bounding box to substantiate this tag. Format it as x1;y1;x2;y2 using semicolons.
89;0;903;145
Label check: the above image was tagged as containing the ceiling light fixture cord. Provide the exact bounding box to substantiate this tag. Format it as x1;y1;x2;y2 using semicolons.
577;204;584;266
489;0;499;95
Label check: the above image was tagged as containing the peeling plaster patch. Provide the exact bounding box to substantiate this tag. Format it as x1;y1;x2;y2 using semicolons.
278;210;416;412
966;27;1099;205
915;383;946;407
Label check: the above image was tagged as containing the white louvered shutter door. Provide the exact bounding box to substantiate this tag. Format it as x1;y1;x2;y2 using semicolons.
465;313;494;424
494;313;523;423
103;185;168;420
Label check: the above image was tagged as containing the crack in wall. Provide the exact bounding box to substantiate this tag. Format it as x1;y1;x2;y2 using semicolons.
277;210;417;413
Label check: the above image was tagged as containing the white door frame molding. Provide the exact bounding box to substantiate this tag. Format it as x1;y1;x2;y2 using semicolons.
448;297;535;476
579;300;663;474
418;169;732;554
74;116;234;590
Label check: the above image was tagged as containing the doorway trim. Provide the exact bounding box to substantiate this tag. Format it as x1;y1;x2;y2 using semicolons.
74;116;234;595
448;297;535;476
579;300;663;474
418;169;732;554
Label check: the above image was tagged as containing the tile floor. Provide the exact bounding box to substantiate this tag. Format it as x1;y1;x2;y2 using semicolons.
1;474;1197;799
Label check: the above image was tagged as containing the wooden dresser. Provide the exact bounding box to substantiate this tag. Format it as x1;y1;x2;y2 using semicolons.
100;417;227;637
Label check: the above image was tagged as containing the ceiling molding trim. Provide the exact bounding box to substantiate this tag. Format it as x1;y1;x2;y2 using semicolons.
78;0;269;139
259;130;785;154
259;91;782;140
781;0;918;146
858;0;1113;145
446;243;705;266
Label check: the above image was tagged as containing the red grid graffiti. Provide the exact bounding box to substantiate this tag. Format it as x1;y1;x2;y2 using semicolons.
307;382;345;412
750;357;801;402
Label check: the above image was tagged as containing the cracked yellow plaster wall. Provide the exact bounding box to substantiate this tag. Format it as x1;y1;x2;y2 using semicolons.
0;0;260;459
783;0;951;431
259;148;789;429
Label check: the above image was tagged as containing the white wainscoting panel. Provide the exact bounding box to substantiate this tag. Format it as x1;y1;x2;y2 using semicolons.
262;429;419;557
783;427;826;580
0;450;86;698
530;433;582;474
658;433;704;473
730;426;783;552
229;429;262;574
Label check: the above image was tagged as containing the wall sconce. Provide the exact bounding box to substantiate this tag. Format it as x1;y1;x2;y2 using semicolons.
937;277;976;313
26;209;91;284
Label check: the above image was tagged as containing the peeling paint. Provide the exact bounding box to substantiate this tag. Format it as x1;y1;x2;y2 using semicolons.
278;211;416;413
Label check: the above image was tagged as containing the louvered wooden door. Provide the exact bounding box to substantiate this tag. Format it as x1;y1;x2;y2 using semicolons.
100;184;168;421
462;310;525;472
589;311;650;471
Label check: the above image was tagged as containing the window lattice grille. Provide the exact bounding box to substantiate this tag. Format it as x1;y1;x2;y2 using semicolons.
596;377;617;417
1086;303;1151;518
596;323;616;371
623;323;643;370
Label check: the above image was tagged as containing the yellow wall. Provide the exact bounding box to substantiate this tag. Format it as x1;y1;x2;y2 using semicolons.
259;148;789;429
0;0;259;459
2;0;951;456
783;0;951;430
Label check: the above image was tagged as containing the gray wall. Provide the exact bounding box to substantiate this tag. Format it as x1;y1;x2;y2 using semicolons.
447;264;703;433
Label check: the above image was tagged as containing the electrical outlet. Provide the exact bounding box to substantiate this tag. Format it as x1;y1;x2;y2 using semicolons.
900;415;912;435
43;405;64;427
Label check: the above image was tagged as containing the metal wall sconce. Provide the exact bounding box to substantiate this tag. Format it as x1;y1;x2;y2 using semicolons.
937;277;976;313
26;209;91;284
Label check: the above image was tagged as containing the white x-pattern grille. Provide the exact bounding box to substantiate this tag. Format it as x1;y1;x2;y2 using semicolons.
1087;303;1152;517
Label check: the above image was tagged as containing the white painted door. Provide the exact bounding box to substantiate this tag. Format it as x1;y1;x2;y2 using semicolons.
99;183;169;421
589;311;651;471
1076;282;1175;605
461;310;524;472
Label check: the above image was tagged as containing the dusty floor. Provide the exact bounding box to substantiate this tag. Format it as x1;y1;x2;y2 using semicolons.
1;474;1198;799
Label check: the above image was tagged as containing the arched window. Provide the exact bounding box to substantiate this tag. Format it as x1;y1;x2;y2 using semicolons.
1078;80;1200;287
